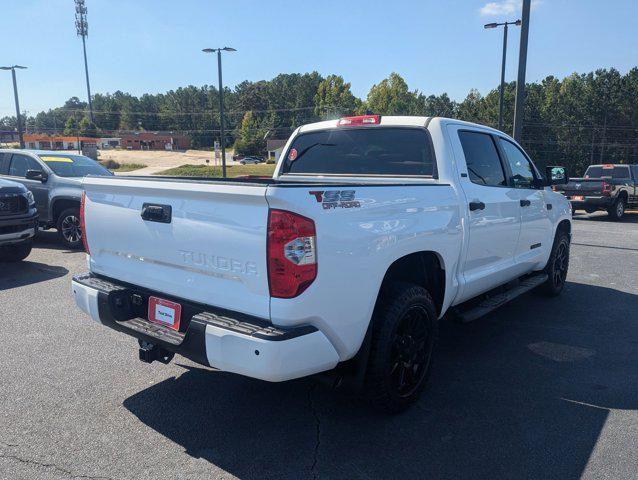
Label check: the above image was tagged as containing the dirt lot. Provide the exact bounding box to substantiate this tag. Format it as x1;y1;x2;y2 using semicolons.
99;149;236;175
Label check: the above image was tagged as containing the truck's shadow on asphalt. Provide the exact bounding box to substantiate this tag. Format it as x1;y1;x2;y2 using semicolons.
123;282;638;480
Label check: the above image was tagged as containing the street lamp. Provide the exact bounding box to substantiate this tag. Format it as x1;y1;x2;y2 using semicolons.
0;65;27;148
484;19;521;131
203;47;236;178
75;0;94;123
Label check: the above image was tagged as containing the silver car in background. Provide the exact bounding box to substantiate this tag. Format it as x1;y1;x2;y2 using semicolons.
0;149;113;248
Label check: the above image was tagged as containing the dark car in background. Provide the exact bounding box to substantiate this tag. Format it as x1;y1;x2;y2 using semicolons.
0;150;113;248
561;164;638;220
0;178;38;262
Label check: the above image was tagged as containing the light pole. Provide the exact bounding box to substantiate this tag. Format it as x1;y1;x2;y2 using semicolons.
75;0;94;123
203;47;236;178
513;0;531;142
484;20;521;131
0;65;27;148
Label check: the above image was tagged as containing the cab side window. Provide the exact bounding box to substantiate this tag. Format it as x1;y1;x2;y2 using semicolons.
8;154;41;178
498;139;537;189
458;131;507;187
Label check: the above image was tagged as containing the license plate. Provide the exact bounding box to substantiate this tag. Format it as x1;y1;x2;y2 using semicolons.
572;196;584;201
147;296;182;331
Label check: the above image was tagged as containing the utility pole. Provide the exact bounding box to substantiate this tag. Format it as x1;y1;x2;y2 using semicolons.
203;47;236;178
512;0;531;142
1;65;27;148
75;0;94;123
12;70;24;148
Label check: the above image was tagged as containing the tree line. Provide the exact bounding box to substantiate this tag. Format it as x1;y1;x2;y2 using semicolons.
1;67;636;175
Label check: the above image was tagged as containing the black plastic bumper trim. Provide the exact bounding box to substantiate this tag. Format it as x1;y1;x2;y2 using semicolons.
0;210;38;228
72;273;317;366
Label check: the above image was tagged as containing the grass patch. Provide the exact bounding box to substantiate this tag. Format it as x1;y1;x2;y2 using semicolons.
116;163;147;172
154;163;276;177
99;159;147;172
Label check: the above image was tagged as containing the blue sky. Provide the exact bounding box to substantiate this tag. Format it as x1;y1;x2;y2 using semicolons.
1;0;637;118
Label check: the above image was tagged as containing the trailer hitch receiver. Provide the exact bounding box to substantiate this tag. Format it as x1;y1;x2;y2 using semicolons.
138;340;175;364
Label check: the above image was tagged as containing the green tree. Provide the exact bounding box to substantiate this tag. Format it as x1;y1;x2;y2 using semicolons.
233;111;265;155
365;73;420;115
63;116;79;135
78;116;98;137
314;75;360;118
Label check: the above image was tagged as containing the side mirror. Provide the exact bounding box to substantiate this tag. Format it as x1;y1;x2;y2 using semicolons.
25;169;48;183
545;166;568;186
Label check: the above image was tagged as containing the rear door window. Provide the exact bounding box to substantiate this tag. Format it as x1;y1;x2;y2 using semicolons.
281;128;435;176
458;131;507;187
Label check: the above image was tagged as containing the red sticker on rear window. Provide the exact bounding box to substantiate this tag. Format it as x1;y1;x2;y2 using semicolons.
288;148;298;161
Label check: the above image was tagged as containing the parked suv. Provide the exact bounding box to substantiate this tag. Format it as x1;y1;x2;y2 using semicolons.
0;150;112;248
0;178;38;262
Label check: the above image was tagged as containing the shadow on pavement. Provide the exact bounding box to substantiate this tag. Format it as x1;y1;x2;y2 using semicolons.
0;259;68;291
123;282;638;479
33;229;80;252
573;211;638;223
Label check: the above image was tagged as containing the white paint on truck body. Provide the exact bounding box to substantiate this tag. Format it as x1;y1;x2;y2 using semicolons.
76;116;571;380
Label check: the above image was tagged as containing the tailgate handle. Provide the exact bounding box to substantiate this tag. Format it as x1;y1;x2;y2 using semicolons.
141;203;172;223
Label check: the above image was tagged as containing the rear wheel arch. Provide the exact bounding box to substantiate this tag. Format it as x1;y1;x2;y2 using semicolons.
556;218;571;238
376;251;446;317
52;197;80;224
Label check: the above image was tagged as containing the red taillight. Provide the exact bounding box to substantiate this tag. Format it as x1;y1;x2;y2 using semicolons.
601;181;612;196
267;209;317;298
337;115;380;127
80;191;90;254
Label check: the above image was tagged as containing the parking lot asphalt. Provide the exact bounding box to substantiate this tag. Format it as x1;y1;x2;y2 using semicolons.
1;212;637;480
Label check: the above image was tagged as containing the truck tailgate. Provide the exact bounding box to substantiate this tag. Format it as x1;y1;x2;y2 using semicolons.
562;178;604;196
82;177;270;319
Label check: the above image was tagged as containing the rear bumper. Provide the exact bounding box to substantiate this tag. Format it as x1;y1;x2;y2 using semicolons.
71;273;339;382
0;211;38;245
568;196;614;210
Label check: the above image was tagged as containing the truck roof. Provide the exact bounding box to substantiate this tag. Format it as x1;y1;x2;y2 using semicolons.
296;116;506;136
586;164;637;167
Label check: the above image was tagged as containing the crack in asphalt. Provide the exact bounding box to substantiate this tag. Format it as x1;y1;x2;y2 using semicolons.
307;383;322;480
0;451;113;480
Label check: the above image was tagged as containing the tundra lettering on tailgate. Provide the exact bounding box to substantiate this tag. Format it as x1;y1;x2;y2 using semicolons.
309;190;361;210
178;250;258;276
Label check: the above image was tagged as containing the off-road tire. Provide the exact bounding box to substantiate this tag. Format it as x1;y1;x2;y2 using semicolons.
364;282;437;413
537;230;570;297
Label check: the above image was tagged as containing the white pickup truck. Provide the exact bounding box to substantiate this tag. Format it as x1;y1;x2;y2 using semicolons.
72;116;572;411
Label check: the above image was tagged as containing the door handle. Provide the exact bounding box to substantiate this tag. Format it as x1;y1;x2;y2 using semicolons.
469;201;486;211
141;203;172;223
520;199;531;207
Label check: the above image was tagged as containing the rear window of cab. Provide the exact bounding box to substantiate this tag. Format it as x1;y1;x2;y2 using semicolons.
584;165;631;179
281;127;436;177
